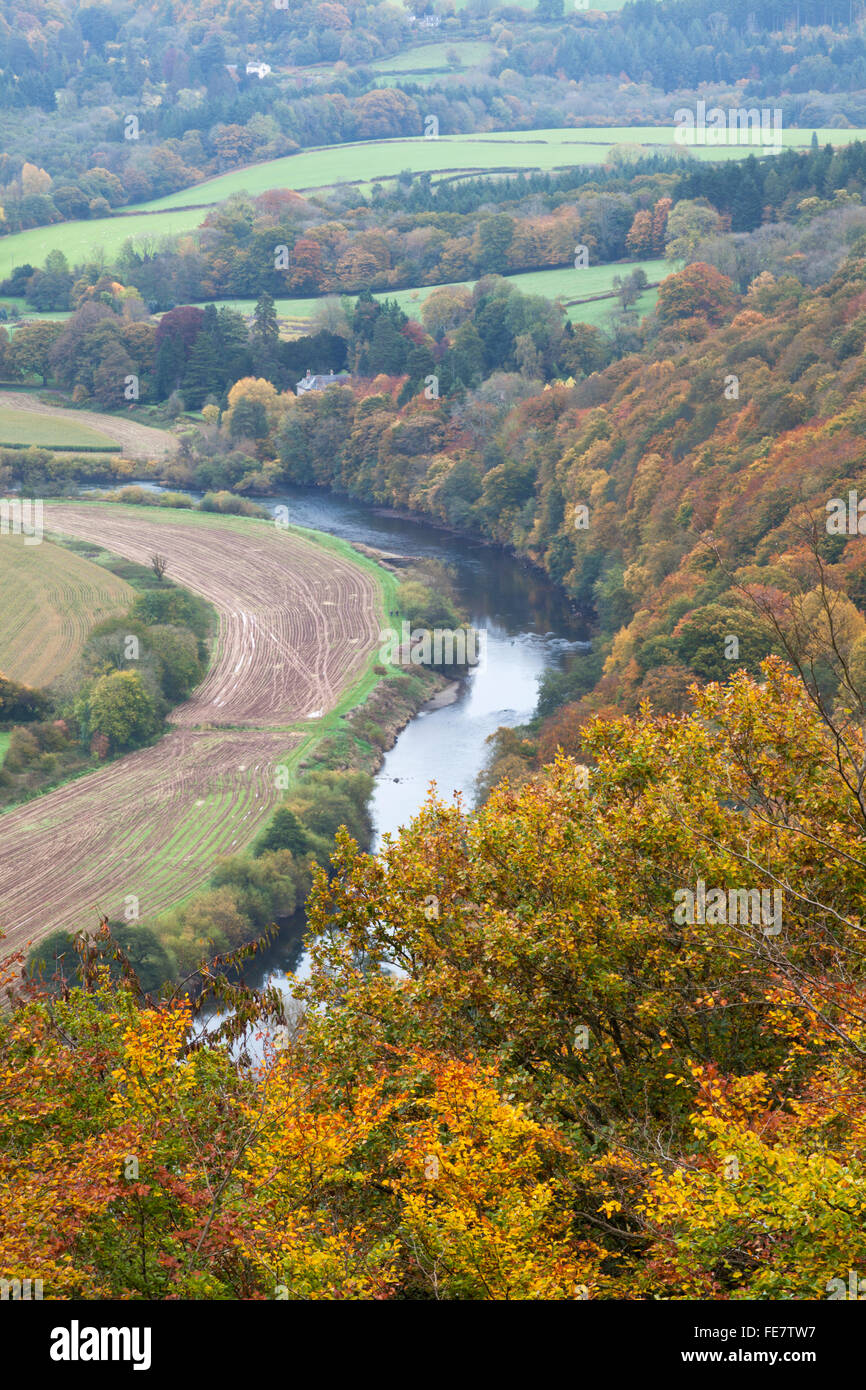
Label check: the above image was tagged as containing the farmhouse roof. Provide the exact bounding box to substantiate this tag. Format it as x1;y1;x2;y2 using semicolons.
295;370;348;396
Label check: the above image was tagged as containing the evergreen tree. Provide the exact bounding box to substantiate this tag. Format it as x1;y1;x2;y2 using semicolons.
369;315;408;375
255;806;308;857
730;174;763;232
154;332;185;400
182;304;224;407
218;305;252;385
250;291;281;381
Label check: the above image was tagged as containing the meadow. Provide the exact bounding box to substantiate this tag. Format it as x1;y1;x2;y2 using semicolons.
0;532;132;688
2;126;862;284
199;256;671;330
372;40;493;74
0;403;118;450
0;301;74;328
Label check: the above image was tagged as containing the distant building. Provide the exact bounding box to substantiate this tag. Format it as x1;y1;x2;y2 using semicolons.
246;60;272;78
296;369;347;396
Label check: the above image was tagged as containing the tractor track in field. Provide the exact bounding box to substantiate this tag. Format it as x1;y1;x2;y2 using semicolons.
0;505;382;955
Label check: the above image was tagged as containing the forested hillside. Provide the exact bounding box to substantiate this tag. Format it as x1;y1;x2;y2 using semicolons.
3;0;866;236
99;243;866;764
4;657;866;1299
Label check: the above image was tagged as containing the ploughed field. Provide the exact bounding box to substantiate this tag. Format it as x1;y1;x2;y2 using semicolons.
0;728;293;948
42;505;381;727
0;504;382;953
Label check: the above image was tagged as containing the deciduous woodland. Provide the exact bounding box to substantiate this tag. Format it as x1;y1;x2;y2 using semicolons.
3;0;866;1310
3;661;866;1299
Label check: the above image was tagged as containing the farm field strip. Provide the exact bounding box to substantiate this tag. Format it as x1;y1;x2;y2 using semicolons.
0;532;133;687
0;505;384;952
0;392;178;458
0;404;118;450
41;505;382;727
0;729;296;945
199;257;673;329
2;126;863;282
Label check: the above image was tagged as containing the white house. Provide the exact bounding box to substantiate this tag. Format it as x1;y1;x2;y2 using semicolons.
246;60;272;78
296;369;347;396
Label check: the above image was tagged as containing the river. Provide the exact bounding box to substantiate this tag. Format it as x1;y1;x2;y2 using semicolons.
106;482;590;1001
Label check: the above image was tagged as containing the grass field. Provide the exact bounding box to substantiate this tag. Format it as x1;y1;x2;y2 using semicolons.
200;256;671;330
373;40;492;73
1;125;863;284
0;732;10;767
0;404;118;450
0;531;133;688
0;299;74;328
0;391;177;457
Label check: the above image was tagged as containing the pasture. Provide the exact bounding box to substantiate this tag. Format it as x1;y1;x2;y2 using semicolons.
1;125;862;284
0;532;132;688
0;403;118;450
372;40;493;73
0;392;177;458
201;255;671;330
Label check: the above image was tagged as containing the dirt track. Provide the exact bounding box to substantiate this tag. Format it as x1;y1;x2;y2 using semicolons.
0;392;178;458
0;506;382;955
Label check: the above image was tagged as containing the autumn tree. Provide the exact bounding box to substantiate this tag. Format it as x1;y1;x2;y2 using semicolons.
6;320;64;383
656;262;737;326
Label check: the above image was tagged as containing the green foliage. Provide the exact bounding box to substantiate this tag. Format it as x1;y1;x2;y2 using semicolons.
87;669;158;751
255;805;309;858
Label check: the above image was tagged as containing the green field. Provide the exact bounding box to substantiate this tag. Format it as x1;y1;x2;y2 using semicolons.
1;256;674;352
1;125;861;284
197;256;671;331
140;128;866;214
0;299;74;328
0;531;132;687
373;40;493;73
0;732;10;767
0;405;118;449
